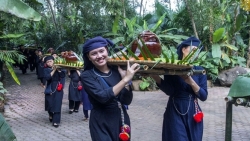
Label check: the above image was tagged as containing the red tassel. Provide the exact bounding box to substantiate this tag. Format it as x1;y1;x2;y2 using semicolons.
119;132;130;141
193;111;204;123
57;83;63;91
121;124;130;133
78;85;82;91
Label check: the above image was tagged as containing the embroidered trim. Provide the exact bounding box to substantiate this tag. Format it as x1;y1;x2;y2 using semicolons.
92;68;112;77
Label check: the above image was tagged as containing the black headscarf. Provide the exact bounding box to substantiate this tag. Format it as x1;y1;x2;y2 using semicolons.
43;55;54;63
177;36;201;60
82;36;114;70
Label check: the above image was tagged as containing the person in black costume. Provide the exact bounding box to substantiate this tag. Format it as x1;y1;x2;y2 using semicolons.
36;50;46;87
150;37;208;141
18;45;29;74
43;56;65;128
67;70;82;114
80;36;140;141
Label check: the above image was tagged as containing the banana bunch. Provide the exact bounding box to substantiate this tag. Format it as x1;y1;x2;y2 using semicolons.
54;58;84;68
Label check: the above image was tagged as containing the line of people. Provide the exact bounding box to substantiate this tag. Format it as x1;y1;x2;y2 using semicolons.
39;35;207;141
38;51;92;128
79;36;208;141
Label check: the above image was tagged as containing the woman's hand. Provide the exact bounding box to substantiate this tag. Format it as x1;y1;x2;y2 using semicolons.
122;61;140;83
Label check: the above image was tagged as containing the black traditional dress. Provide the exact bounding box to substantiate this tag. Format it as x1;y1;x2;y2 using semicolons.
44;67;65;113
81;67;132;141
36;56;45;84
68;70;82;101
158;66;208;141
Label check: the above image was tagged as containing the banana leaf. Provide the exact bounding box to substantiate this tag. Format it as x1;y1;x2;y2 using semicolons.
5;62;20;85
0;0;41;21
0;34;25;39
0;113;17;141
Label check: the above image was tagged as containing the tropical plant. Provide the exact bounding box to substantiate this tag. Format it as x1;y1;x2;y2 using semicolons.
0;112;17;141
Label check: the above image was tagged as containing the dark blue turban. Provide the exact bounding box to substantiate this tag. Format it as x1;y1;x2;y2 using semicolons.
43;55;54;63
177;36;201;60
82;36;114;70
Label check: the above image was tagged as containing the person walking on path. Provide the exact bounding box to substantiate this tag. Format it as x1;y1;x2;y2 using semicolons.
81;87;92;121
36;50;46;88
67;69;82;114
43;56;65;128
80;36;140;141
150;37;208;141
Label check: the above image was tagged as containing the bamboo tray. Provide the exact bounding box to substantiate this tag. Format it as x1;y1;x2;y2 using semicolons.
107;60;205;75
107;60;192;70
54;64;83;70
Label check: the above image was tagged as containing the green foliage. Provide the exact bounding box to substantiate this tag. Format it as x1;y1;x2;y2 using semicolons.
0;0;41;21
0;50;25;85
139;77;157;91
0;113;17;141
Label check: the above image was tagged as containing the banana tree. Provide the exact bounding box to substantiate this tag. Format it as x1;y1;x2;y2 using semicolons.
212;28;245;69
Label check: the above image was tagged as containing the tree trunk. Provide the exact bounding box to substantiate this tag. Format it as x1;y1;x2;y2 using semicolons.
139;0;143;17
122;0;126;26
46;0;61;41
184;0;199;39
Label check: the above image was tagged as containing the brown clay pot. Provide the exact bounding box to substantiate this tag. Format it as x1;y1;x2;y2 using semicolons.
131;30;162;57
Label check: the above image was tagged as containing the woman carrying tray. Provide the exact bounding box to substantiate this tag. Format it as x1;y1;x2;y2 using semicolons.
67;69;82;114
43;56;65;128
150;37;208;141
80;36;140;141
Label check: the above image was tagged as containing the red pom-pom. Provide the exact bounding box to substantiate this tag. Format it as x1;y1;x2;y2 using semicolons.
193;111;204;123
121;124;130;133
119;132;130;141
78;85;82;91
57;83;63;91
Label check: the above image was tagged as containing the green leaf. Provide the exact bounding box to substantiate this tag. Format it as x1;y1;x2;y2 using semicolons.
0;34;25;39
0;90;5;94
112;15;120;34
139;81;150;90
151;13;167;32
212;44;221;58
213;28;225;43
235;14;244;32
143;20;149;30
170;51;175;64
138;37;155;61
136;39;148;60
0;0;42;21
0;113;17;141
221;53;230;63
124;18;134;34
126;46;139;60
5;62;20;85
221;43;238;51
162;52;169;63
119;49;129;60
